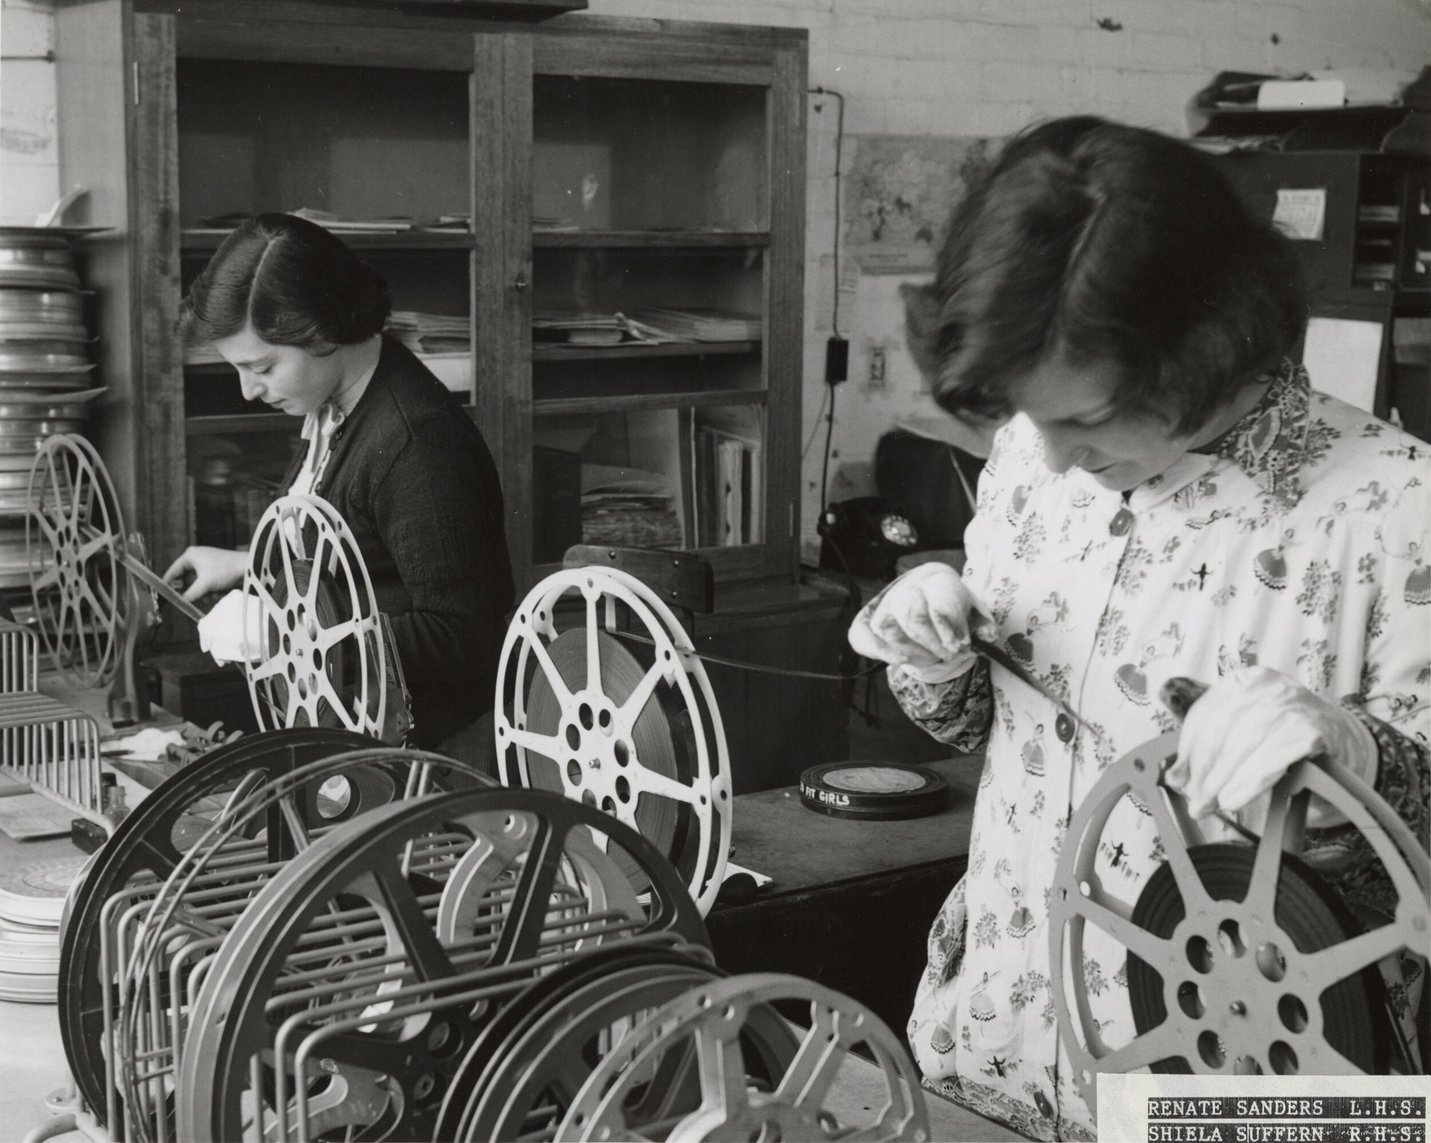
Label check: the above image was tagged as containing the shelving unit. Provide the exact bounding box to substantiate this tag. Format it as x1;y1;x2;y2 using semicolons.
1197;107;1430;438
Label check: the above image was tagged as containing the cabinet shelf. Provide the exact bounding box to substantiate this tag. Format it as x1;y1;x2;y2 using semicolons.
533;340;757;362
532;230;769;249
180;228;477;252
533;389;767;417
185;413;294;435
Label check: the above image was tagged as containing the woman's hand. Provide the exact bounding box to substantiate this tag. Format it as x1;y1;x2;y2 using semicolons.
848;562;992;684
162;546;247;603
1159;666;1377;818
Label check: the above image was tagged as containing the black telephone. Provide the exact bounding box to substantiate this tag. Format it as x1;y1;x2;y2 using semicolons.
817;496;918;581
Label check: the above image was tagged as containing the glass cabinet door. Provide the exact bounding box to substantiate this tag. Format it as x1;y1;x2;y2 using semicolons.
475;31;805;588
175;56;475;537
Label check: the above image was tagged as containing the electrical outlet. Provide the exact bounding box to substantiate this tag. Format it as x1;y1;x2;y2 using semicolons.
868;345;886;387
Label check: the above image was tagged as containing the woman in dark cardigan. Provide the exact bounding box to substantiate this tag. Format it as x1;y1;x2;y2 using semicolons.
163;212;514;768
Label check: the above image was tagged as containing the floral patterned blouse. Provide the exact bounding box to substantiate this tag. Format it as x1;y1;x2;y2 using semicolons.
888;362;1430;1140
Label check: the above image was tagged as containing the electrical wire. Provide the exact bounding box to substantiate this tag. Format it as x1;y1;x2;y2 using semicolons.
809;85;846;519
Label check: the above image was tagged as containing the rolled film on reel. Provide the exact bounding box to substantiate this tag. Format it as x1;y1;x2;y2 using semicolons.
172;786;710;1143
25;433;126;686
241;493;393;740
1049;732;1430;1116
495;565;732;916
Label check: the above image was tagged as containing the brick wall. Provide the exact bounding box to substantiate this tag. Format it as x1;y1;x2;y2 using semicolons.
4;0;1428;552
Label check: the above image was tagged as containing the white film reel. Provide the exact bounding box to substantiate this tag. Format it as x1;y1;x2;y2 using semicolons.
495;565;732;916
241;493;388;739
25;433;126;686
1050;732;1430;1115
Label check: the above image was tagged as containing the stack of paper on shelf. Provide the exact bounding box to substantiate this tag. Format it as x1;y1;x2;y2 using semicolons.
623;308;762;342
580;463;682;548
289;207;414;232
387;311;471;353
533;311;628;347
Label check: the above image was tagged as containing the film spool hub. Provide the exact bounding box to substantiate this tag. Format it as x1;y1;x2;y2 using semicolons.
799;762;948;820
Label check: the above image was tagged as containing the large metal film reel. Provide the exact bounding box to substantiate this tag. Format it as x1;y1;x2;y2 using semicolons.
25;432;126;685
439;946;801;1142
57;727;379;1127
108;746;486;1143
174;787;710;1143
496;566;731;915
559;972;930;1142
242;493;388;738
1049;733;1431;1116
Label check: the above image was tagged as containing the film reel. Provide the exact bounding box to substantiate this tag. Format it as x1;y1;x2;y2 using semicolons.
242;493;392;739
433;943;726;1140
1049;732;1430;1116
496;566;731;915
174;787;710;1143
25;433;126;685
558;972;930;1142
57;727;377;1125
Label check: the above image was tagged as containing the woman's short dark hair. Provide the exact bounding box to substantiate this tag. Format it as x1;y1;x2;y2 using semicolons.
903;116;1307;436
179;212;391;353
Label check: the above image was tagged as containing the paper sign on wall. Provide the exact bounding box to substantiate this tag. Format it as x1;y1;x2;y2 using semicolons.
1271;188;1327;241
1303;316;1383;412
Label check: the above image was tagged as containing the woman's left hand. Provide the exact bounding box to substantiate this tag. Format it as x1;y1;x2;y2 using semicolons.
1158;666;1377;818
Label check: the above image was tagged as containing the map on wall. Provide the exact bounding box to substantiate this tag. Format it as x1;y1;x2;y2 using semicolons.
844;135;997;275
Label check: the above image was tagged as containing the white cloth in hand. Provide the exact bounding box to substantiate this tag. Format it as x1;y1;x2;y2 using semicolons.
848;562;991;684
1164;665;1377;818
198;590;266;666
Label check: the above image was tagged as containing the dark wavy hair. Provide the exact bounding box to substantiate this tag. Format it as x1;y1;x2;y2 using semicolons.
179;212;391;355
903;116;1307;436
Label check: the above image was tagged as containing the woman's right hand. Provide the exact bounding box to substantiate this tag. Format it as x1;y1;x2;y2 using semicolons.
847;561;991;683
162;546;247;603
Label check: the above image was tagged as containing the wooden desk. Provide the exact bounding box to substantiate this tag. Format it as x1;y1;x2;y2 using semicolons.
708;756;982;1042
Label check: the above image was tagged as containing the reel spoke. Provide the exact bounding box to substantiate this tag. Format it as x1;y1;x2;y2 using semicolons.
364;858;456;982
619;660;667;723
527;632;576;708
1144;786;1217;916
1068;895;1168;975
1094;1022;1191;1074
585;589;602;691
630;765;700;809
1302;925;1408;992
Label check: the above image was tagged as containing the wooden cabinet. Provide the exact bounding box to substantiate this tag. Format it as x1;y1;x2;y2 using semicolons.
53;1;844;789
53;0;808;594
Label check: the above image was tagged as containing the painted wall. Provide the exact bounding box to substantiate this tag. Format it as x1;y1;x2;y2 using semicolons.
3;0;1428;555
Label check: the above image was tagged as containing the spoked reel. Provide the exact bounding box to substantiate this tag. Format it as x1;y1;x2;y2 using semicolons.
495;566;731;915
25;433;127;686
172;786;710;1143
1050;732;1430;1116
557;973;929;1142
243;493;409;743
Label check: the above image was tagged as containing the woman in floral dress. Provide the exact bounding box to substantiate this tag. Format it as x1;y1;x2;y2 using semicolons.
850;116;1429;1139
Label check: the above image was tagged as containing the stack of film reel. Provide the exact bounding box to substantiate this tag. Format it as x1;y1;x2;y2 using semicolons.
0;856;85;1004
0;226;105;603
51;565;931;1143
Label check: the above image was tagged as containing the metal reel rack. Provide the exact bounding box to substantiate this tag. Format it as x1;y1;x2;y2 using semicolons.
1049;732;1430;1116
